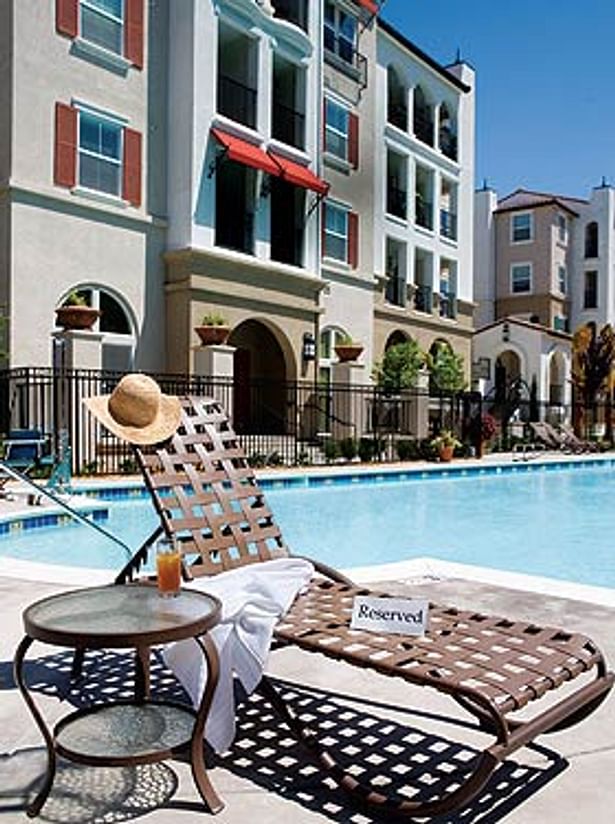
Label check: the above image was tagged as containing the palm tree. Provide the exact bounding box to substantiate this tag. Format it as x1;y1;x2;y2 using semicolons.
571;322;615;439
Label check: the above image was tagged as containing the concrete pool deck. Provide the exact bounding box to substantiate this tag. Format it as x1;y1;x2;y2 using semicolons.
1;454;615;821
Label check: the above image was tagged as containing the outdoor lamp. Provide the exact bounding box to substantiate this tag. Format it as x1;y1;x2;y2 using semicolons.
302;332;316;361
502;321;510;342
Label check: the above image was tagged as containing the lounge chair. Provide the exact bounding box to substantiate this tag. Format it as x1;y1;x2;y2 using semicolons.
528;421;574;453
557;423;599;453
0;429;55;497
117;396;614;819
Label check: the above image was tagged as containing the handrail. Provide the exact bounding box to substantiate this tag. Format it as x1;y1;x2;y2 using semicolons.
0;460;133;560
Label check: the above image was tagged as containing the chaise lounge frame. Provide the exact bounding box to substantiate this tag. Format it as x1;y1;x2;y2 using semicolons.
117;396;614;819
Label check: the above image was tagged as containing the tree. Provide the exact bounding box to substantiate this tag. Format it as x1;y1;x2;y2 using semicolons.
571;322;615;438
372;340;425;393
426;341;466;393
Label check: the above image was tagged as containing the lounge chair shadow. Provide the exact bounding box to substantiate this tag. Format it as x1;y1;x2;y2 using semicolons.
218;678;568;824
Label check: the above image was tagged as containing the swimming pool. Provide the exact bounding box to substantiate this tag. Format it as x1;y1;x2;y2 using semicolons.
1;462;614;590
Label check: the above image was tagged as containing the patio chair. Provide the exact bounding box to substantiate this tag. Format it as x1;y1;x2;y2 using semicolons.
528;421;572;453
557;423;599;453
0;429;55;497
117;396;614;819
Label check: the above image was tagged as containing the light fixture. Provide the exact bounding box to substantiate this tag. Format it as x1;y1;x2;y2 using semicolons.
302;332;316;362
502;321;510;343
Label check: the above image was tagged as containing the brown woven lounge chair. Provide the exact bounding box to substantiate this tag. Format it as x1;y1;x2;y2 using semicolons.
117;396;613;819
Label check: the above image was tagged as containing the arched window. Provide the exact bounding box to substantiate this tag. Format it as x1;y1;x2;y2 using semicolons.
387;66;407;131
413;86;433;146
585;221;598;258
438;103;457;160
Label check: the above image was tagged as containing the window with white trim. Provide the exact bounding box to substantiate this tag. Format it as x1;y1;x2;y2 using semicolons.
558;213;567;244
511;263;532;293
78;109;123;196
584;270;598;309
80;0;124;55
511;212;533;243
558;265;567;294
324;203;348;261
324;1;357;64
325;98;349;160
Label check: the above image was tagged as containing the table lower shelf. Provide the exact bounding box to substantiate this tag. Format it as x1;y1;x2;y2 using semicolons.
54;700;197;766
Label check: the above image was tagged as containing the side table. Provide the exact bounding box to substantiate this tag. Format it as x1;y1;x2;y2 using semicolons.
14;584;223;818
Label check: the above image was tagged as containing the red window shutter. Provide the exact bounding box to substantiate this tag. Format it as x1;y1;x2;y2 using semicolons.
122;128;142;206
124;0;144;69
348;211;359;267
348;113;359;168
56;0;78;38
54;102;77;188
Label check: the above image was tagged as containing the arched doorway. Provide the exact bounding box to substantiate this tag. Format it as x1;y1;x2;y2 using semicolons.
228;319;290;434
494;349;521;403
385;329;408;350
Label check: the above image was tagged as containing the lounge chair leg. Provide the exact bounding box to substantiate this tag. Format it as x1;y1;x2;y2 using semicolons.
135;645;150;701
258;675;501;819
70;647;86;681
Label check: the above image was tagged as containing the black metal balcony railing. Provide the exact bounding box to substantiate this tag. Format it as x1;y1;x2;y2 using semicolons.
324;31;367;86
272;101;305;150
217;74;257;129
216;212;254;256
413;106;434;146
385;273;405;307
440;209;457;241
415;198;433;230
414;283;432;313
439;127;457;161
387;101;408;131
386;185;407;220
439;291;457;319
271;0;308;32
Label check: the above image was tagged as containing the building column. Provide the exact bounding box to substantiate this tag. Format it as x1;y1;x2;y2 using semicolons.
330;361;366;440
194;344;236;414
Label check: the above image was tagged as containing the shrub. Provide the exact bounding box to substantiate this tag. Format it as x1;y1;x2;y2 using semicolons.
373;340;425;393
339;437;358;461
323;439;340;462
201;310;227;326
396;439;418;461
358;437;378;462
267;451;284;467
247;452;267;468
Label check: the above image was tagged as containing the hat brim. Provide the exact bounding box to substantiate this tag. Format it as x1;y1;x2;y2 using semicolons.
83;393;182;446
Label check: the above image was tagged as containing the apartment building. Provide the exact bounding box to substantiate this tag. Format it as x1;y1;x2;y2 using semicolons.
0;0;167;371
1;1;476;400
473;184;615;407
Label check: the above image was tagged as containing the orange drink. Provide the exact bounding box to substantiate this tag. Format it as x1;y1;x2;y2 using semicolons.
156;538;181;597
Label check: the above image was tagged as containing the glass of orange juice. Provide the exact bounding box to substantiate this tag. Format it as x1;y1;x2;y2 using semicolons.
156;536;181;597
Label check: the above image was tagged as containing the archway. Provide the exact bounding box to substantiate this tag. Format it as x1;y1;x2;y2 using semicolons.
385;329;409;350
549;350;566;405
494;349;521;403
228;319;291;434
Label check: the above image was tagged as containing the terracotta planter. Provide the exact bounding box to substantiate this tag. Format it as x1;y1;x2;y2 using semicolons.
334;344;363;363
55;305;101;331
438;444;454;462
195;325;230;346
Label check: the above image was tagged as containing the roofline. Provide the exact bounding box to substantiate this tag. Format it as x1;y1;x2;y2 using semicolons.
377;18;471;94
495;197;580;218
475;316;572;341
502;187;589;205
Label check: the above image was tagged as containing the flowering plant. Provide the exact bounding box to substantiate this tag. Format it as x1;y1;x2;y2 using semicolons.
480;413;497;441
430;429;462;450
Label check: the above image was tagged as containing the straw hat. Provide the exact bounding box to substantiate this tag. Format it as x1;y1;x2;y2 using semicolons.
83;373;181;445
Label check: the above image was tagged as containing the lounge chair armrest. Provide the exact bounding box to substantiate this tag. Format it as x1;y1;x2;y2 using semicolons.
293;554;355;586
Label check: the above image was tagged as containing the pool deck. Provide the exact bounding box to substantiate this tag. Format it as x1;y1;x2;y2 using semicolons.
1;454;615;822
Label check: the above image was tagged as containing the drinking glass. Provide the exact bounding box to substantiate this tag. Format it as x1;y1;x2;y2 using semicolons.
155;536;181;597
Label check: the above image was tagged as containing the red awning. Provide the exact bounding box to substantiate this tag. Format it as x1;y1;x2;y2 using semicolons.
211;127;281;176
355;0;378;14
268;152;329;196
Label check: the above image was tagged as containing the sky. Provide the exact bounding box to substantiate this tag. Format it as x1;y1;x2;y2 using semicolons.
381;0;615;199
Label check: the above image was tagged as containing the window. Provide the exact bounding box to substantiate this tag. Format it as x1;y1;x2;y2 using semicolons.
584;270;598;309
216;161;256;254
413;86;433;146
78;110;122;195
511;263;532;293
80;0;123;54
553;316;569;333
324;1;357;64
511;212;532;243
323;202;358;266
387;67;407;131
56;0;143;68
558;265;567;294
585;221;599;258
325;99;349;160
558;213;567;243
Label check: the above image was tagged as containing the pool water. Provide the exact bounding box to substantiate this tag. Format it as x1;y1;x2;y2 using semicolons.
1;465;614;589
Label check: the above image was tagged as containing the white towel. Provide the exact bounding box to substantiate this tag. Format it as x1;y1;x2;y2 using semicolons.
163;557;314;753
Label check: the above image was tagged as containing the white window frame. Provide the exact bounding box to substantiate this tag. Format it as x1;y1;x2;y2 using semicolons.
80;0;125;56
510;262;532;294
510;211;533;244
324;97;350;161
557;264;567;294
323;201;349;263
75;104;125;198
324;1;357;64
584;269;598;309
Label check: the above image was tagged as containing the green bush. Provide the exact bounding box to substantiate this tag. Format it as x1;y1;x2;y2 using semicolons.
339;437;358;461
267;451;284;467
247;452;267;468
396;439;418;461
323;439;340;462
358;437;377;462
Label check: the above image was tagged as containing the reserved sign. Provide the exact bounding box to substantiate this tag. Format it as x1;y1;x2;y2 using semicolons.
350;596;429;636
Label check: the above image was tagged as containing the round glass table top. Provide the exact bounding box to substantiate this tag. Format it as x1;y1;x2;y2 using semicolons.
23;584;221;648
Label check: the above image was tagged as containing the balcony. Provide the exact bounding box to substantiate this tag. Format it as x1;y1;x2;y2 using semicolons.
413;106;434;146
271;0;308;32
324;32;367;86
415;198;433;231
386;185;407;220
439;292;457;319
440;209;457;241
217;75;257;129
414;284;432;313
439;127;457;161
272;101;305;150
388;102;408;132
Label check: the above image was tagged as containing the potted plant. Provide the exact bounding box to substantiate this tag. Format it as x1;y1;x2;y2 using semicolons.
430;429;461;463
334;333;364;363
55;291;101;331
195;311;231;346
